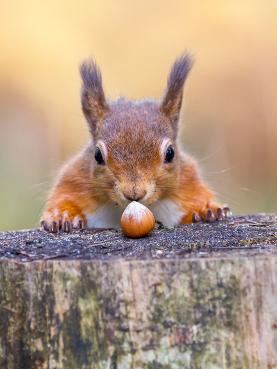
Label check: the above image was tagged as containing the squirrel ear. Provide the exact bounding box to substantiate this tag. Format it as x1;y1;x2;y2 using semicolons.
80;60;109;135
160;54;193;125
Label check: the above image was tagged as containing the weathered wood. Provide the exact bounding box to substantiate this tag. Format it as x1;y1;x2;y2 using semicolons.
0;214;277;369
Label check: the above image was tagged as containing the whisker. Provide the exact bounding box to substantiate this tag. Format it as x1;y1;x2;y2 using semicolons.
197;145;226;163
207;167;232;175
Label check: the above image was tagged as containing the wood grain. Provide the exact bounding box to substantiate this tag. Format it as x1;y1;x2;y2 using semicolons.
0;214;277;368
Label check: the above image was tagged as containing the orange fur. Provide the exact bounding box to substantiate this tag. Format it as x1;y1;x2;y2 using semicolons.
42;150;98;231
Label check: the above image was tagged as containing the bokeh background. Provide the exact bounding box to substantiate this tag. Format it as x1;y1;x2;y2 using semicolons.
0;0;276;230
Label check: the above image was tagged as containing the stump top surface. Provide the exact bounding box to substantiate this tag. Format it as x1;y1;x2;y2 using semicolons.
0;214;277;262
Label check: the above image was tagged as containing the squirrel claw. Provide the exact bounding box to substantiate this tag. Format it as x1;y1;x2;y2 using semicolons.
40;210;86;233
79;219;85;229
72;216;85;230
192;212;201;223
216;207;223;220
222;206;231;218
189;204;231;224
63;220;72;232
204;204;231;223
206;209;216;223
51;221;59;233
40;220;48;232
40;219;59;233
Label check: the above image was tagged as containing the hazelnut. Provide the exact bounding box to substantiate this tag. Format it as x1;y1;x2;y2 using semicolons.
121;201;155;238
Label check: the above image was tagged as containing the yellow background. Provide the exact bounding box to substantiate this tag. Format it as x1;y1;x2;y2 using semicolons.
0;0;276;230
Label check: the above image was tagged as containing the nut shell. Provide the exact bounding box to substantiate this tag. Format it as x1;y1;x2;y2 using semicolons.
121;201;155;238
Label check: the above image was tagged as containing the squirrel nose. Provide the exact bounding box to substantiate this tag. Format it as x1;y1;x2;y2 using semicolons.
123;191;146;202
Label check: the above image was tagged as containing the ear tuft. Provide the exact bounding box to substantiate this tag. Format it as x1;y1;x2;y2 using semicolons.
80;59;108;135
161;53;194;124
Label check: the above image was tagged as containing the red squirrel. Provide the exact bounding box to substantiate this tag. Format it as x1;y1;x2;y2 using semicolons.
41;54;230;232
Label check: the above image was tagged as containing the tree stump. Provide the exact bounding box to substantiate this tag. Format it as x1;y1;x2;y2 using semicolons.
0;214;277;369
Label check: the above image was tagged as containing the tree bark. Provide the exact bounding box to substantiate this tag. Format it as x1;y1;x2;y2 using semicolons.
0;214;277;369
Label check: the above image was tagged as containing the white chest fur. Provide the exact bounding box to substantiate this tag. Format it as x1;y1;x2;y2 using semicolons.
149;199;185;227
86;203;122;229
86;199;185;229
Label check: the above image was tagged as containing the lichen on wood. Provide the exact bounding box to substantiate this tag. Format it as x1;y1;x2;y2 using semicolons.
0;214;277;368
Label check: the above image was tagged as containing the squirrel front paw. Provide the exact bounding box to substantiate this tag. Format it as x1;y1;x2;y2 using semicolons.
40;206;86;233
191;202;231;224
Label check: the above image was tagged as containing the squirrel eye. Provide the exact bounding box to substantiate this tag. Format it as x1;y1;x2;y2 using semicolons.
165;145;175;163
95;147;105;165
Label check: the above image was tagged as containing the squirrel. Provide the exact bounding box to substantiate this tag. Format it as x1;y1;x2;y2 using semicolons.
41;54;230;233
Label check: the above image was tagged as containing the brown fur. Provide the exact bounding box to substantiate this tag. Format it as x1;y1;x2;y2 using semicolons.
41;54;228;232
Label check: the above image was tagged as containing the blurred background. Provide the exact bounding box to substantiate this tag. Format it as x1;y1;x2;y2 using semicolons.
0;0;276;230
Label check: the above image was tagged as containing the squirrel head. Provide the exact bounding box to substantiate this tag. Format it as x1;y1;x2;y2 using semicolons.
80;55;193;207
